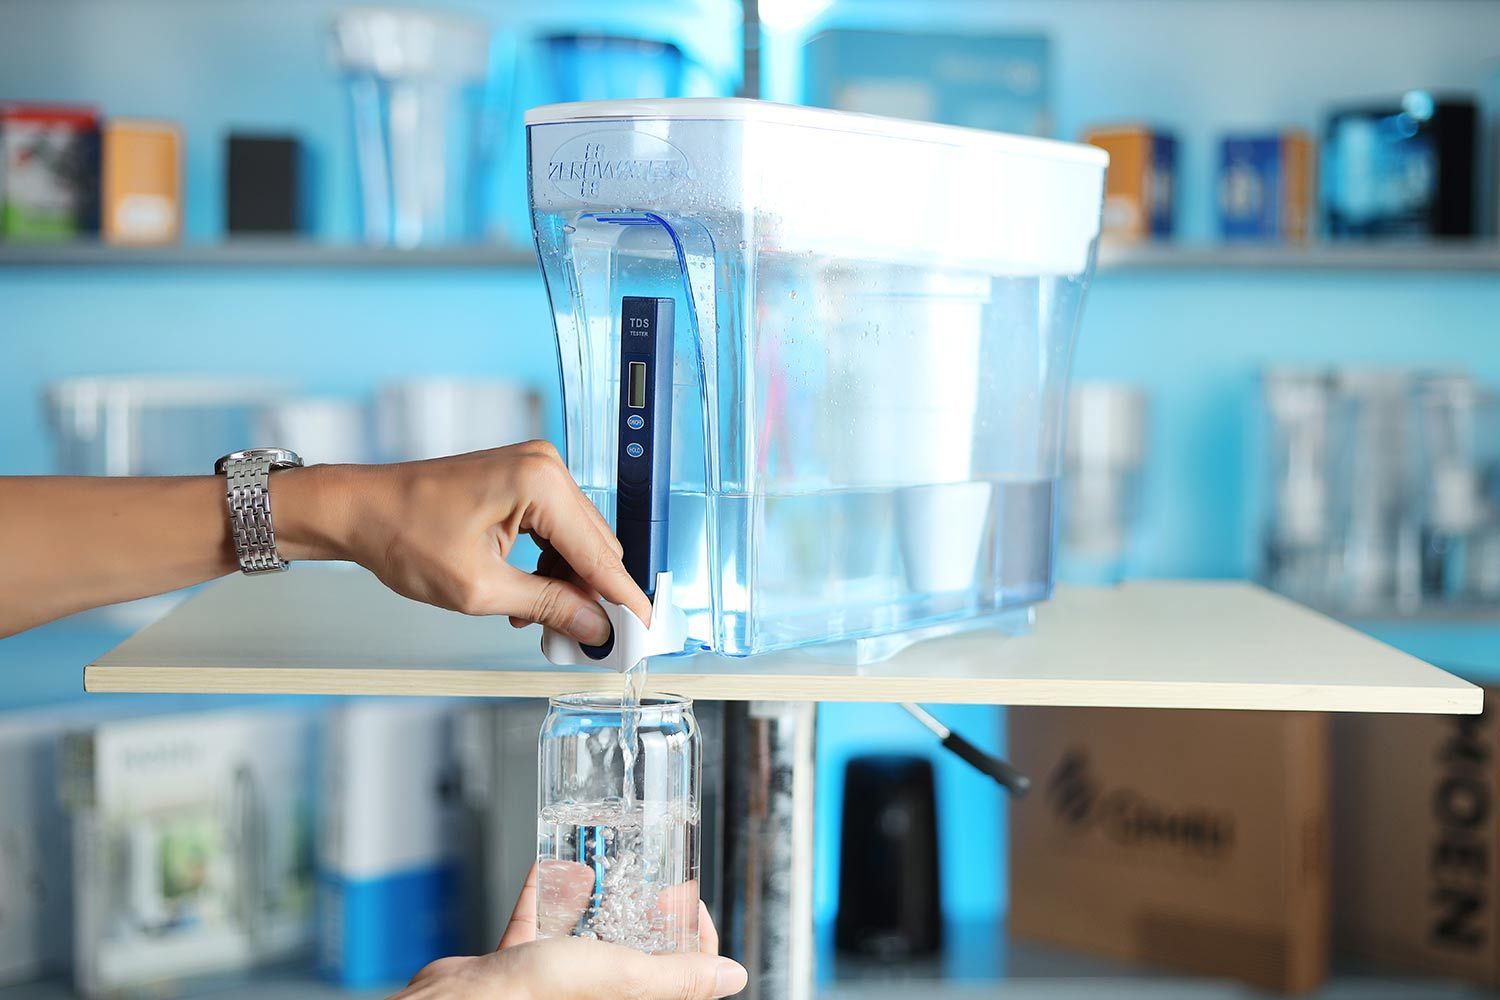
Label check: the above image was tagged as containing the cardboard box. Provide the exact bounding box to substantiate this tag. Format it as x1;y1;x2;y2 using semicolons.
803;29;1051;137
102;119;180;245
0;699;170;986
317;700;461;989
1333;689;1499;987
62;707;318;998
0;103;100;239
1009;707;1329;993
225;133;302;235
1322;97;1477;238
1218;131;1313;243
1083;125;1177;241
0;710;86;985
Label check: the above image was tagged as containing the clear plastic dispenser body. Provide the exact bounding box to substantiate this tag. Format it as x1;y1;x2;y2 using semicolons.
536;694;701;954
528;99;1108;656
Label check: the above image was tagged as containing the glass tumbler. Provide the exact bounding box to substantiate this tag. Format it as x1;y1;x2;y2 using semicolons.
536;693;700;954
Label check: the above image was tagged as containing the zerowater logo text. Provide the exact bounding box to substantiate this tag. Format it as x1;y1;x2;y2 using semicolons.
1430;706;1492;951
546;131;690;202
1046;749;1235;859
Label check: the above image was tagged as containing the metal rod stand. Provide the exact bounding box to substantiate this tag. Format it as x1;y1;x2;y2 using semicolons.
720;700;817;1000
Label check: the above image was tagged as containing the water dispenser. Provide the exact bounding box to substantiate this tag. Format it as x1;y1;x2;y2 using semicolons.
528;98;1107;657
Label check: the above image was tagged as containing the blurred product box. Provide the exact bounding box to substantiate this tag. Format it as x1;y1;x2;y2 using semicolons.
1009;707;1329;993
375;379;542;462
255;397;374;466
225;133;303;235
0;700;173;986
318;701;461;989
802;29;1051;136
1322;93;1477;239
60;707;318;998
102;118;181;245
45;376;293;478
0;709;90;984
1218;132;1313;243
1333;689;1500;988
1084;125;1176;241
0;103;100;240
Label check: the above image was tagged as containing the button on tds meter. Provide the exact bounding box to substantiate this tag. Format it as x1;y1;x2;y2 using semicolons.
627;414;645;430
626;443;644;458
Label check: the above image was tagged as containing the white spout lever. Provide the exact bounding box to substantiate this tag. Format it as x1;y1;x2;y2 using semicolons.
540;571;689;673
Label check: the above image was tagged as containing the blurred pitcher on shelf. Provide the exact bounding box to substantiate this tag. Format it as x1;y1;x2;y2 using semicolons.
331;7;497;247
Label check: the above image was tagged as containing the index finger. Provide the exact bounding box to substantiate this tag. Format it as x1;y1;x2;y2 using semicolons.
527;468;653;625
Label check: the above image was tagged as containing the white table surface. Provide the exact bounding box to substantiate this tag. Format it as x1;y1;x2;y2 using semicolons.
83;567;1480;713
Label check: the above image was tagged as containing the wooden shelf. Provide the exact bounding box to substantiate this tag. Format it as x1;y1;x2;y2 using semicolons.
84;566;1479;712
0;240;536;269
1097;241;1500;273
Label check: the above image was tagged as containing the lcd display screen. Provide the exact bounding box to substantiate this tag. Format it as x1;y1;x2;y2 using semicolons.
628;362;647;409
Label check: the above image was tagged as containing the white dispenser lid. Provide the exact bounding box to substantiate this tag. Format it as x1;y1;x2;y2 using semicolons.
527;96;1107;275
524;97;1109;167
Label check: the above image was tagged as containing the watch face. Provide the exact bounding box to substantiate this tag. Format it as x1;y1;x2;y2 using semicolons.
215;448;304;474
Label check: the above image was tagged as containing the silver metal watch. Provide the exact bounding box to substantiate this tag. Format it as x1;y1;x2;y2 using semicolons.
214;448;304;575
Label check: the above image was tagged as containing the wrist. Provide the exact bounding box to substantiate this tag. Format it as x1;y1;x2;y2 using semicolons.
272;465;357;562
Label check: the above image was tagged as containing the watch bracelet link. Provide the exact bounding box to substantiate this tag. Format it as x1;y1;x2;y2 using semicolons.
225;455;290;574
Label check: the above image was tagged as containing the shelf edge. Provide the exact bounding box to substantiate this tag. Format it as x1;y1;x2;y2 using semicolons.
82;664;1484;713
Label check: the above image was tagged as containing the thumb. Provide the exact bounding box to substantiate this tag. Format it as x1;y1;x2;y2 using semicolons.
490;566;612;645
619;951;749;1000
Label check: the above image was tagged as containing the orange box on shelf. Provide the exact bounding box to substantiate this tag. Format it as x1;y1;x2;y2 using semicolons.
1083;124;1177;242
102;119;181;245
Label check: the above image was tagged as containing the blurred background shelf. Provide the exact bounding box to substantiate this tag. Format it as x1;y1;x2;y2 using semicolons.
1097;241;1500;273
5;241;1500;274
0;241;538;269
2;930;1488;1000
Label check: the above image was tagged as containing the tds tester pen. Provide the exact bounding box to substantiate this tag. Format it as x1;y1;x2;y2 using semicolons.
582;295;674;659
616;296;674;598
